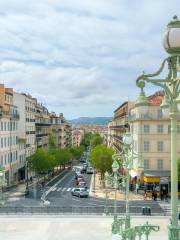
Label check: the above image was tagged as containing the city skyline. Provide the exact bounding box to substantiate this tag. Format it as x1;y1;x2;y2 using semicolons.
0;0;179;118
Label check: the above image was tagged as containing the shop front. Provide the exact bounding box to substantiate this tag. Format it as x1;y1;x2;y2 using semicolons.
143;171;170;198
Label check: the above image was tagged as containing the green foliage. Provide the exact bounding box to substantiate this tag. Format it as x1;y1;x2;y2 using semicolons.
90;134;103;149
28;149;55;174
90;144;115;175
81;132;92;147
54;148;72;166
69;146;84;159
49;133;56;149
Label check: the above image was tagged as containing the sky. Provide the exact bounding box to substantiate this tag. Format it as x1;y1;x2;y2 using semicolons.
0;0;179;119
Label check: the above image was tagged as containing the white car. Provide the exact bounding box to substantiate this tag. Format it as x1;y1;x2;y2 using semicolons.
86;167;94;174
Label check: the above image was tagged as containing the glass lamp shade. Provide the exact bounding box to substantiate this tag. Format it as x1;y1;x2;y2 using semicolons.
112;159;119;173
0;172;3;177
163;16;180;54
135;90;149;115
123;132;133;145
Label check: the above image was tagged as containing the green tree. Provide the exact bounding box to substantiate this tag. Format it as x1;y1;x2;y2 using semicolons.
90;144;114;178
49;133;56;149
81;132;92;147
90;134;103;149
69;146;84;160
29;149;55;174
54;149;72;169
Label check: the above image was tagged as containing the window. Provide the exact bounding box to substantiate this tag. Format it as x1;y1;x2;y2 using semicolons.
157;141;163;152
157;109;163;119
168;125;171;134
157;124;163;133
157;159;163;170
144;159;149;170
144;125;150;134
144;141;149;152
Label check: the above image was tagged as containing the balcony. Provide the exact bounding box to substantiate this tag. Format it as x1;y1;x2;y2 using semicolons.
113;142;122;153
36;133;48;138
109;124;129;130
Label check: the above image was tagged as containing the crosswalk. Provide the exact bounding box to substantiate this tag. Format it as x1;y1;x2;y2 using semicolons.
49;187;74;193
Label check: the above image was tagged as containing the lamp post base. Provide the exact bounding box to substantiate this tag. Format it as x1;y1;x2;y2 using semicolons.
168;223;180;240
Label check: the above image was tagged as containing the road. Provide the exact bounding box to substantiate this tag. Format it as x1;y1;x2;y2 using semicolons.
2;154;164;215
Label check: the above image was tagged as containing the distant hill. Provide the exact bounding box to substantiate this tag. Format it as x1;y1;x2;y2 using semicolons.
69;117;112;125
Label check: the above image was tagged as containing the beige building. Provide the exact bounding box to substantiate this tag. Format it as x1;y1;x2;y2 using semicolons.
72;129;84;147
35;102;51;149
50;113;72;149
0;84;21;185
108;101;134;152
129;91;180;190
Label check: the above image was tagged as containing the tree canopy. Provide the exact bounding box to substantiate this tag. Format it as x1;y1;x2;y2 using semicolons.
90;144;114;176
90;134;103;149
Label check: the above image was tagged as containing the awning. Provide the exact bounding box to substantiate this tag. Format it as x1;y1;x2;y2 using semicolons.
143;171;170;183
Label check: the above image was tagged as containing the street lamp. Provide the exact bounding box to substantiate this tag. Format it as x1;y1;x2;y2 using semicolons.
112;157;119;216
135;15;180;240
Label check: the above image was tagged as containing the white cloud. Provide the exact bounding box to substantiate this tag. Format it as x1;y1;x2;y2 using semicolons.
0;0;179;118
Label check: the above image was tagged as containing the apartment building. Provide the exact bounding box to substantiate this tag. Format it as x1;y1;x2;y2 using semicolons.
108;101;134;152
14;93;36;158
35;102;51;149
50;113;72;149
0;84;20;185
72;128;84;147
129;91;180;190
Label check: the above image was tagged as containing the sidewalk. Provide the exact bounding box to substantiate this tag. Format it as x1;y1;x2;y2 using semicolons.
0;216;169;240
90;172;144;200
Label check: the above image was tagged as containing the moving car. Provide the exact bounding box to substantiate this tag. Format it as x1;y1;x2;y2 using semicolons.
71;188;89;198
78;181;87;187
86;166;94;174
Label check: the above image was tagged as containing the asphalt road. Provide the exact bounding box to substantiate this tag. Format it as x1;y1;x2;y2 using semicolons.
2;155;164;215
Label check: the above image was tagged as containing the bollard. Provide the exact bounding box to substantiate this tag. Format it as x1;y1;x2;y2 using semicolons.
142;207;146;215
147;206;151;215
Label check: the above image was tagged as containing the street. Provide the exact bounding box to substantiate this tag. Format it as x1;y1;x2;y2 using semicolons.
1;159;164;215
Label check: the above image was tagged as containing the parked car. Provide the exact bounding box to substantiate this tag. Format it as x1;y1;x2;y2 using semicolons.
78;181;87;187
75;172;83;179
71;188;89;198
86;167;94;174
76;177;84;185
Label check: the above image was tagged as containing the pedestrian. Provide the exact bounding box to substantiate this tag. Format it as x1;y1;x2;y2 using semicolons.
135;183;139;194
144;190;147;200
160;190;164;201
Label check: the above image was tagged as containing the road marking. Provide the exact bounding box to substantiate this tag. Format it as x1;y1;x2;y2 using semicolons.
57;187;62;192
51;187;57;192
45;171;72;197
72;198;81;202
62;188;66;191
67;188;71;191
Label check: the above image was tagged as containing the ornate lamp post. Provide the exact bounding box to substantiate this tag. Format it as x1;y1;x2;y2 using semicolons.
111;133;159;239
135;15;180;240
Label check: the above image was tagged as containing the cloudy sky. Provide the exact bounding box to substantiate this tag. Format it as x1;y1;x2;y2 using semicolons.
0;0;179;119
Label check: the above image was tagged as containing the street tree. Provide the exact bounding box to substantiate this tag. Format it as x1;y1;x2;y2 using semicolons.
90;144;114;178
90;134;103;149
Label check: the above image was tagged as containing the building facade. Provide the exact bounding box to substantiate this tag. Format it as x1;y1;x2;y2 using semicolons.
72;129;84;147
129;91;180;190
35;102;51;149
108;101;134;152
50;113;72;149
0;84;20;185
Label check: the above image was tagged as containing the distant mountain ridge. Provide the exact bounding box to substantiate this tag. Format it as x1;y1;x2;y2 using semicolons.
69;117;112;125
